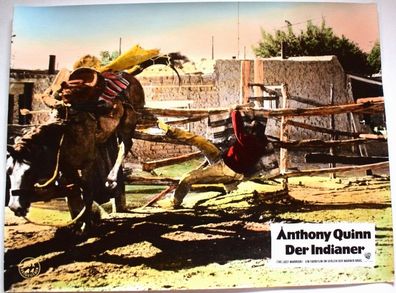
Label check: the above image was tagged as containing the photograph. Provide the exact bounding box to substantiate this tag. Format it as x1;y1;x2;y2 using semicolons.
1;0;394;292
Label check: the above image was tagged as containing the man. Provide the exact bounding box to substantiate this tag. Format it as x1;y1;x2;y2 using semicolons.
158;109;279;208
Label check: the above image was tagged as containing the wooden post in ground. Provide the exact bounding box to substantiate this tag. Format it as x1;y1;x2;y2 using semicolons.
253;59;264;107
329;83;336;178
349;113;373;176
240;60;251;104
280;84;289;190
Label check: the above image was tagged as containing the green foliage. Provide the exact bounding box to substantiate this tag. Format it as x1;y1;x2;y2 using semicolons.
99;50;120;66
253;19;377;75
367;41;381;73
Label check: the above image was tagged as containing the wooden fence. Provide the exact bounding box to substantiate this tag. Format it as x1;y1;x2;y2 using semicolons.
8;60;388;190
133;59;387;182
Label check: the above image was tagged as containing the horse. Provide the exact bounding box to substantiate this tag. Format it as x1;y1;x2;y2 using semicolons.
50;52;186;189
6;119;87;220
7;52;187;229
6;72;143;228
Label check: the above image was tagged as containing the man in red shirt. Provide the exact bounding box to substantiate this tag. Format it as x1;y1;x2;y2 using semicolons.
158;109;279;208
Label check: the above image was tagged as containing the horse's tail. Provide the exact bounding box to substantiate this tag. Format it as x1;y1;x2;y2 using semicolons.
127;52;189;85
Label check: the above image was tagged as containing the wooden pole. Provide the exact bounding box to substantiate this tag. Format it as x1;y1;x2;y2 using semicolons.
132;130;385;149
140;100;384;119
305;153;388;165
142;185;176;208
276;161;389;179
279;84;289;190
253;59;264;107
279;84;289;174
141;151;203;172
329;83;336;178
137;115;207;129
133;131;190;145
124;175;179;185
273;137;386;149
285;120;361;138
356;97;384;103
240;60;251;104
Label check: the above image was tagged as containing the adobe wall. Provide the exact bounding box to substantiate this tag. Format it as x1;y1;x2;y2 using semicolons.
9;73;56;125
10;57;356;167
132;74;219;161
215;57;353;141
134;57;354;164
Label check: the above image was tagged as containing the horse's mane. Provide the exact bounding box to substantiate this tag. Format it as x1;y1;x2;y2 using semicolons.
13;122;65;159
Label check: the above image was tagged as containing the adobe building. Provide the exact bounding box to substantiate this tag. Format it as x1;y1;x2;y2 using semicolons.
133;56;361;163
8;55;383;167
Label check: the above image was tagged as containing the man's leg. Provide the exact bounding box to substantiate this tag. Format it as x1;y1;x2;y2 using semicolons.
158;120;221;164
173;161;243;207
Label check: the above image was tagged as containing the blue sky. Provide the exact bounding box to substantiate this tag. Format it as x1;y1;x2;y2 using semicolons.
11;2;379;70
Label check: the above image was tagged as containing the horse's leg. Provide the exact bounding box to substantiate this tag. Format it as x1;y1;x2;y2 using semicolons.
105;140;125;189
105;104;136;190
110;166;127;212
105;138;130;213
111;193;126;213
66;186;85;219
106;75;143;209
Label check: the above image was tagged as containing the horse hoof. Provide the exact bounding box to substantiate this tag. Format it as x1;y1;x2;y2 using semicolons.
54;223;89;241
105;180;117;190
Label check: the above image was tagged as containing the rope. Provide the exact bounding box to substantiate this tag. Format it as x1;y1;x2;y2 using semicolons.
21;105;88;228
34;106;68;189
23;205;86;228
34;133;64;188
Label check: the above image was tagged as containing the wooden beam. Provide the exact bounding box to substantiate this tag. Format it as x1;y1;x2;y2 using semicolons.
329;83;336;178
285;120;361;138
140;100;384;119
140;107;227;118
133;131;385;148
133;131;190;145
356;97;384;103
142;151;203;171
142;185;176;208
348;74;382;86
277;161;389;178
279;84;289;173
248;83;280;96
249;96;278;101
253;59;264;107
273;137;386;149
260;100;384;117
124;175;179;185
359;133;386;140
305;153;388;165
240;60;251;104
137;115;207;129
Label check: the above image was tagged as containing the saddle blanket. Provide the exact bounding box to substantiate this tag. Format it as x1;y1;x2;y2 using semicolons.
99;72;129;103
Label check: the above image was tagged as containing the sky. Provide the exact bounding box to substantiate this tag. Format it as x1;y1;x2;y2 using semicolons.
10;1;380;70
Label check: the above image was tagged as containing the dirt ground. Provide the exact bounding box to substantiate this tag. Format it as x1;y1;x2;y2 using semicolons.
3;172;394;292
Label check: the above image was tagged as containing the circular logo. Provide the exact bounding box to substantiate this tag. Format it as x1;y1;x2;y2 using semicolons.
18;257;41;278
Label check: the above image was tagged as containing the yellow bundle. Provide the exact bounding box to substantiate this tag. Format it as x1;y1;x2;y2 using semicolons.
99;44;160;73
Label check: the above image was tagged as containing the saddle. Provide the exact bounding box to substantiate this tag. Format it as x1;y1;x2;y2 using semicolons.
60;67;129;114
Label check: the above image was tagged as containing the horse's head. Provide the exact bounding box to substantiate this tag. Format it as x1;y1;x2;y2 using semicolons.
6;147;35;216
6;125;64;217
60;67;105;106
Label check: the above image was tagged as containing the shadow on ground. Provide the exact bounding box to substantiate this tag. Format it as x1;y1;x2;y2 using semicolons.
4;186;391;291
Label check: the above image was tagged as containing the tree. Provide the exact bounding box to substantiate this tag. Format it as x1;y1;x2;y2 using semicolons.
367;41;381;74
99;50;120;66
253;20;375;75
